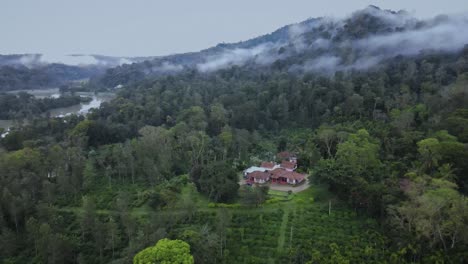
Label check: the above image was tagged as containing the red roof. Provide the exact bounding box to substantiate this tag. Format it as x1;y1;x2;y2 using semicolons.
260;162;276;169
289;172;306;182
270;168;305;182
249;171;270;180
281;160;296;170
270;168;289;178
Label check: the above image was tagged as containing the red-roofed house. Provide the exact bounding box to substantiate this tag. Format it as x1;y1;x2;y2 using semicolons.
244;152;306;186
260;162;278;171
287;172;306;185
270;168;289;184
247;171;271;184
270;168;305;185
280;160;297;171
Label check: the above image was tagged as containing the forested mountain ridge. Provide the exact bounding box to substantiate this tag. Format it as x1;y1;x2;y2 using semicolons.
0;64;104;91
1;5;468;264
91;5;468;88
0;54;155;91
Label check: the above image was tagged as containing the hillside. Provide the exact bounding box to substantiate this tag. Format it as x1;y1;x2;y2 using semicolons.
90;6;468;88
0;54;154;91
1;5;468;264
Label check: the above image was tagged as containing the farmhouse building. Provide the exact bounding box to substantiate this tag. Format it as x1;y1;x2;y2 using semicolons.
248;171;271;184
244;152;306;186
270;168;305;185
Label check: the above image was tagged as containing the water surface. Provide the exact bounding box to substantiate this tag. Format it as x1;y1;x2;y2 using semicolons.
2;89;115;134
8;88;115;117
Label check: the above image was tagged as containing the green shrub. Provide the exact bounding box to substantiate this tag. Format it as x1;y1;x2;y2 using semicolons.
208;203;241;208
266;198;283;204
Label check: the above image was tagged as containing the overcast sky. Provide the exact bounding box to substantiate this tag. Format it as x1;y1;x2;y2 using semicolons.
1;0;468;57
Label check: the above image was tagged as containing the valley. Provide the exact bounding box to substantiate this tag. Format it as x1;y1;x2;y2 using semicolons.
1;4;468;264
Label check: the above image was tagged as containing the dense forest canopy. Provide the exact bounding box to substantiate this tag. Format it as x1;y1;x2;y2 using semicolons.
0;64;104;91
0;54;156;92
1;6;468;264
0;92;91;119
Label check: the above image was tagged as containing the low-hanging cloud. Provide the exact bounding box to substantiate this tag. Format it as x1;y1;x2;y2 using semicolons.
293;12;468;73
150;61;184;73
9;54;136;68
355;16;468;56
194;20;322;73
302;55;341;72
353;5;417;28
193;7;434;74
18;54;41;67
40;54;100;66
7;6;467;76
196;43;280;72
118;57;133;65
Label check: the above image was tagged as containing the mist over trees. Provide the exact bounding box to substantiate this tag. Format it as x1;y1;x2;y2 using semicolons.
1;5;468;263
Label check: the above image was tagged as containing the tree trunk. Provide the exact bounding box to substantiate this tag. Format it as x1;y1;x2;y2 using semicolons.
326;143;332;158
437;225;447;252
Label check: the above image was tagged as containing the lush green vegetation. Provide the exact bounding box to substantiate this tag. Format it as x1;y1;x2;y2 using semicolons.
0;64;102;92
2;9;468;264
0;92;92;119
133;238;194;264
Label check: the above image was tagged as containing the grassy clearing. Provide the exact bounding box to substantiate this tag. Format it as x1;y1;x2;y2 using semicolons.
267;189;294;202
268;189;291;197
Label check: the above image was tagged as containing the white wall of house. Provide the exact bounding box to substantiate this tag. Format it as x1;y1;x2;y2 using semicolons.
254;177;269;184
287;178;296;184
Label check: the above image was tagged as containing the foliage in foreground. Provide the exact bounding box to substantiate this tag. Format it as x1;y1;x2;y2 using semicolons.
133;238;194;264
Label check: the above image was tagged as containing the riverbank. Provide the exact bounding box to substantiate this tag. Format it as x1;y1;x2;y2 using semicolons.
1;88;115;125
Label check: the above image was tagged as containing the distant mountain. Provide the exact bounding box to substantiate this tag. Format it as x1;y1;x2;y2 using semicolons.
0;54;155;91
4;6;468;91
0;54;154;68
90;5;468;88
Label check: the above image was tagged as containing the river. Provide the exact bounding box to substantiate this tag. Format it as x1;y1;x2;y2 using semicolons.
1;88;115;136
